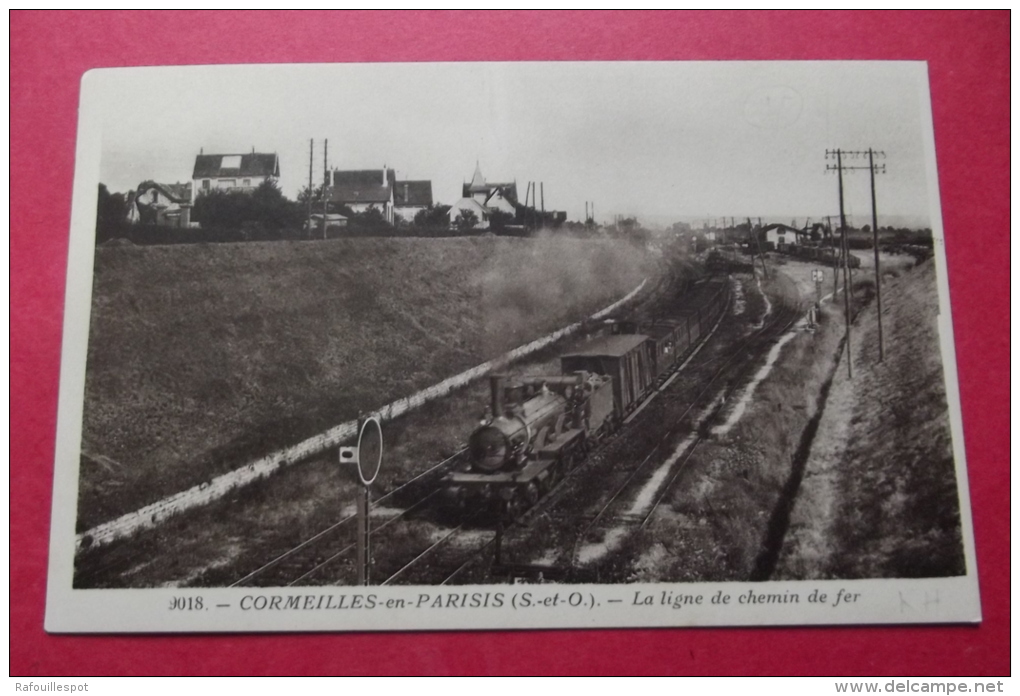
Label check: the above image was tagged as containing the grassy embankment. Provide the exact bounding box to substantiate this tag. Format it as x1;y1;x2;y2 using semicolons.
79;236;653;531
627;256;885;583
776;258;965;579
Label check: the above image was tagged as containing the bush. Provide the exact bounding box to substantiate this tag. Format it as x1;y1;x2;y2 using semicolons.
193;180;303;230
95;221;306;246
454;209;479;233
96;184;128;228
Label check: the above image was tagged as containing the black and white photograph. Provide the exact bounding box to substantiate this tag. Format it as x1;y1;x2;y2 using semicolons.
46;61;979;632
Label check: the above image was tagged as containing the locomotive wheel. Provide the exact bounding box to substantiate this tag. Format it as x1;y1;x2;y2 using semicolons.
505;493;525;521
505;484;538;521
523;482;540;508
537;472;552;496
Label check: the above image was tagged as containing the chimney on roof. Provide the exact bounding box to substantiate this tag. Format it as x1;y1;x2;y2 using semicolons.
382;167;386;186
200;148;203;155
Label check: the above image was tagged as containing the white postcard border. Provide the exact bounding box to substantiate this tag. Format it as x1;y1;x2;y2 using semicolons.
44;62;981;633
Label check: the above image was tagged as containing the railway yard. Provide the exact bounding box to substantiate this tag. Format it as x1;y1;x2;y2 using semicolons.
73;238;963;589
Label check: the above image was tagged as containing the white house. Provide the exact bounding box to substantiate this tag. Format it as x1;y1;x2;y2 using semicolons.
449;163;519;229
764;225;804;249
191;151;280;201
393;180;434;223
133;181;193;227
326;168;396;224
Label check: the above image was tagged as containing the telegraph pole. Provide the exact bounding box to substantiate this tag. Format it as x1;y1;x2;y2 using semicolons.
827;148;887;368
307;139;314;236
748;217;768;280
322;139;328;240
838;149;852;379
827;149;853;379
868;148;885;361
827;214;839;297
540;182;545;230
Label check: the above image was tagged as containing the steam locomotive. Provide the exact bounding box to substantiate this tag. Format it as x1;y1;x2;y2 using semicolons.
444;278;728;516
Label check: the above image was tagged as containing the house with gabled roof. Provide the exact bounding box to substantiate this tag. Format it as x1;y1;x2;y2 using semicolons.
449;163;520;228
132;180;193;227
325;167;396;224
323;167;436;227
393;180;434;223
191;150;280;202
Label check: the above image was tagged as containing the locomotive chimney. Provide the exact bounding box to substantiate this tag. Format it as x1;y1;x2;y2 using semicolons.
490;375;505;419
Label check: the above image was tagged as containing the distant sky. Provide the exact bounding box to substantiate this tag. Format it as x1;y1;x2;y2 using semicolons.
93;62;936;227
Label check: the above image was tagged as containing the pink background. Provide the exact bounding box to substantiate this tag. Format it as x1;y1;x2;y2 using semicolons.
11;11;1009;676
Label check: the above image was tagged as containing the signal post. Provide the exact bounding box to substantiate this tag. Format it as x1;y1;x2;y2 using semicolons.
340;416;383;585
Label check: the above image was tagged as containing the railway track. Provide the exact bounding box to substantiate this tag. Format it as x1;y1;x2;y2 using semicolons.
378;514;495;586
218;256;760;589
488;277;805;582
367;272;738;586
229;448;466;587
231;257;703;588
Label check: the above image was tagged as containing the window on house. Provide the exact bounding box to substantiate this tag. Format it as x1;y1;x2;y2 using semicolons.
243;179;251;187
202;179;210;191
220;155;242;169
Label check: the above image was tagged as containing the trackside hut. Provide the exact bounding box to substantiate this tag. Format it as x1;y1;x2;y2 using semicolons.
763;224;807;250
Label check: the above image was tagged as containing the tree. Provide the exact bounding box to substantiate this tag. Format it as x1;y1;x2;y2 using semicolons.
193;189;247;228
193;180;303;230
250;179;302;229
455;209;479;233
96;184;127;228
350;206;393;234
412;203;453;230
297;183;328;208
618;217;640;234
487;209;514;233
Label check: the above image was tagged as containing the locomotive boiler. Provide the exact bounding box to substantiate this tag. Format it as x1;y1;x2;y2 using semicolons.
446;371;615;512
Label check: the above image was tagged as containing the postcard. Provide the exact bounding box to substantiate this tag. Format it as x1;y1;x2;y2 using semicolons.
46;61;979;632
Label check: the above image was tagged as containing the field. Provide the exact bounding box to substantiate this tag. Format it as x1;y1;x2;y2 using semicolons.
79;236;654;531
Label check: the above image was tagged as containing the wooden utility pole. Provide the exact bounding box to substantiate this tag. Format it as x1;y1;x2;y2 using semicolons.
827;214;839;297
827;148;887;368
869;148;885;361
748;217;768;280
307;139;314;236
540;182;545;229
531;182;536;229
322;139;328;240
832;148;853;379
